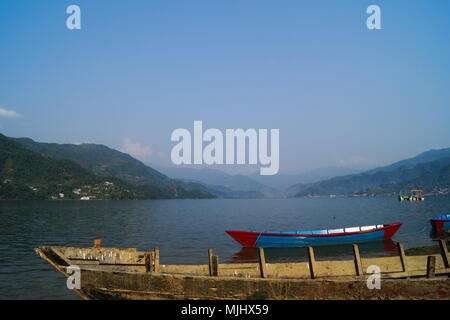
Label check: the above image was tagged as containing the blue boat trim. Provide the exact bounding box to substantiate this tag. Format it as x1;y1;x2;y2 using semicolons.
431;214;450;220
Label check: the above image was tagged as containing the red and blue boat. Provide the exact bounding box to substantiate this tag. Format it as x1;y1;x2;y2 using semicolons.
430;214;450;232
226;223;403;248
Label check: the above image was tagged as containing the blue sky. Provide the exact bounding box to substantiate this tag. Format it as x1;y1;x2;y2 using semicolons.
0;0;449;174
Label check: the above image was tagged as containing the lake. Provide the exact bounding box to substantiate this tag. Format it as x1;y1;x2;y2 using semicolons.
0;196;448;299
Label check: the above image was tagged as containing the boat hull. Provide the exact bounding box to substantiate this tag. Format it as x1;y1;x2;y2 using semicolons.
35;245;450;300
431;215;450;232
226;223;403;248
74;267;450;300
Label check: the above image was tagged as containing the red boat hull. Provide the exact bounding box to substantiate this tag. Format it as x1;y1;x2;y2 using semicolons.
226;223;403;248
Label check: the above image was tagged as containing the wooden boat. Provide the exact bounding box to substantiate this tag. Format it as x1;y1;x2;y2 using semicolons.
431;214;450;232
226;223;402;248
35;241;450;300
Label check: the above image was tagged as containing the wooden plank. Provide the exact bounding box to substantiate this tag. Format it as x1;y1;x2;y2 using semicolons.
145;252;154;273
51;248;73;266
381;267;450;280
61;247;142;265
211;255;219;276
438;240;450;268
208;249;214;276
307;246;316;279
427;256;436;278
153;248;160;272
39;245;450;283
397;242;408;272
352;244;363;276
258;247;267;278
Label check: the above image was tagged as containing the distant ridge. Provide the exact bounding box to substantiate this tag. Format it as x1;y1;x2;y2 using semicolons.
364;163;450;196
0;134;142;200
9;135;214;199
156;165;361;197
365;148;450;174
291;148;450;197
249;166;361;191
155;166;279;197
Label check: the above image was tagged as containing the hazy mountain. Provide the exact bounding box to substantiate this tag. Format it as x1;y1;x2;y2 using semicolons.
285;182;314;197
249;166;361;191
366;148;450;174
292;148;450;197
0;134;142;200
156;165;360;197
176;179;267;198
11;136;214;199
364;164;450;196
154;166;279;197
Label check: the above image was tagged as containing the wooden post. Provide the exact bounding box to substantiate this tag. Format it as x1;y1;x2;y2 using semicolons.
211;255;219;276
307;246;316;279
438;240;449;268
93;239;101;248
427;256;436;278
258;247;267;278
153;248;160;272
145;252;154;273
208;249;214;276
397;242;408;272
352;244;363;276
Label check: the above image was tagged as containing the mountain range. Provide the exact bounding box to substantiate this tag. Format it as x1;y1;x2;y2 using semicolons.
154;166;280;198
248;166;361;191
1;132;449;199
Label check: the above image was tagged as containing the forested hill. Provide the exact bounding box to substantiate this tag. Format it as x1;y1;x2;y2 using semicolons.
293;149;450;197
0;134;142;200
1;134;215;200
363;164;450;196
13;137;171;187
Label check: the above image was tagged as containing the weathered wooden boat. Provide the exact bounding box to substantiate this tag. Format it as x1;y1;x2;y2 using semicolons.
35;240;450;300
226;223;403;248
431;214;450;232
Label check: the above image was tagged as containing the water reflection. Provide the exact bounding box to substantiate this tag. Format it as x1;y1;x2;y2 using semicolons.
430;229;449;241
230;239;398;263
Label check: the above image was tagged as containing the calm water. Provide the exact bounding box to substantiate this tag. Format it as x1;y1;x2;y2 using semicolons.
0;196;449;300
